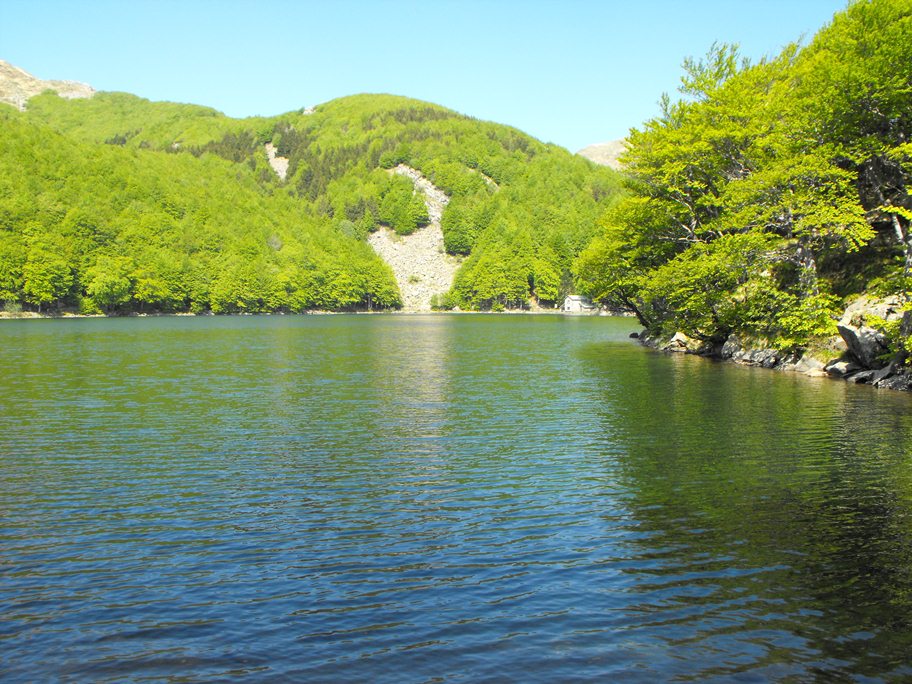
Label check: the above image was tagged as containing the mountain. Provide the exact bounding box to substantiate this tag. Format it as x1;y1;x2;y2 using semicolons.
0;60;93;111
577;140;626;170
0;63;623;315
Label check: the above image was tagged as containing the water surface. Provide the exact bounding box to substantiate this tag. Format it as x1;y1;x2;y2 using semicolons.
2;314;912;681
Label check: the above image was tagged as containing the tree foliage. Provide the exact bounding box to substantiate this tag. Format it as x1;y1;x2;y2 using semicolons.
575;0;912;351
0;109;400;313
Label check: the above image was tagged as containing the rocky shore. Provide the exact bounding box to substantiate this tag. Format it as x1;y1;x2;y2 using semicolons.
639;295;912;392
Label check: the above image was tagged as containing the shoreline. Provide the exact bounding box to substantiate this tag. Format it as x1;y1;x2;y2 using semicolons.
6;307;908;392
0;308;617;321
638;330;912;393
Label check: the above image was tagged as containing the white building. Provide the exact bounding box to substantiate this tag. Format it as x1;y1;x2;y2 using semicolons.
562;295;597;313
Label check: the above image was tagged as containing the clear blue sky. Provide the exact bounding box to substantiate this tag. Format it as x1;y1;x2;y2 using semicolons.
1;0;847;152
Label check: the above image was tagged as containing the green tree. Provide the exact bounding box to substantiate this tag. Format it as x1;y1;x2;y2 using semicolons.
576;0;911;350
85;255;135;313
0;234;26;304
22;248;73;312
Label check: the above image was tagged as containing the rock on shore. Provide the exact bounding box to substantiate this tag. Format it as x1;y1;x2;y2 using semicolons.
641;295;912;392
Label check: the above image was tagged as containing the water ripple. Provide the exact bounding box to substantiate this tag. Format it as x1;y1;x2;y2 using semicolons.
2;316;912;682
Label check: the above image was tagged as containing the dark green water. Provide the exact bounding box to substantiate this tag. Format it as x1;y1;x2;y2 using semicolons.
2;314;912;682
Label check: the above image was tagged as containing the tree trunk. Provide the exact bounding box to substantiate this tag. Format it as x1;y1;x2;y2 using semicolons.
796;238;820;298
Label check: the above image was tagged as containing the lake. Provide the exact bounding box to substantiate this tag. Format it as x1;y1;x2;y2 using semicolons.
2;314;912;682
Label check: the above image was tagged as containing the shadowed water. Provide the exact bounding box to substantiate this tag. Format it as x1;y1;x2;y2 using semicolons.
2;314;912;682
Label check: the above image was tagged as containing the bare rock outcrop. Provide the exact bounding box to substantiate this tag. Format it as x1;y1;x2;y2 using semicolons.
264;143;289;181
0;60;94;110
577;139;627;170
836;295;905;369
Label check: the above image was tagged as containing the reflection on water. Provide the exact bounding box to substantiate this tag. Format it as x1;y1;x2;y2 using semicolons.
1;315;912;682
578;343;912;680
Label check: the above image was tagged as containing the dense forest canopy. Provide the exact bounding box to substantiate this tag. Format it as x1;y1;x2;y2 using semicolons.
0;108;399;313
574;0;912;356
1;87;621;315
257;94;624;310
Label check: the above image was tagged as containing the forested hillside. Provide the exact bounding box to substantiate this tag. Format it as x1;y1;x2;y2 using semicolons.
574;0;912;359
268;95;623;309
0;108;399;313
1;85;621;315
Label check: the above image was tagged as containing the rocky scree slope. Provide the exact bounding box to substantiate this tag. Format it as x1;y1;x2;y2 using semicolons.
368;165;462;312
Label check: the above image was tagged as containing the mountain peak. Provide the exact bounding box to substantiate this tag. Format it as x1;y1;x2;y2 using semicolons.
577;139;626;170
0;60;94;111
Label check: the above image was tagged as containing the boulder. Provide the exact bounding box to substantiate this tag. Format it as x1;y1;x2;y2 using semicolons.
837;295;904;369
841;294;903;326
637;331;660;349
720;334;743;359
792;354;828;377
662;331;695;353
870;364;897;385
658;331;719;355
745;349;780;367
825;359;863;378
718;335;791;367
874;368;912;391
837;323;892;369
846;370;876;384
